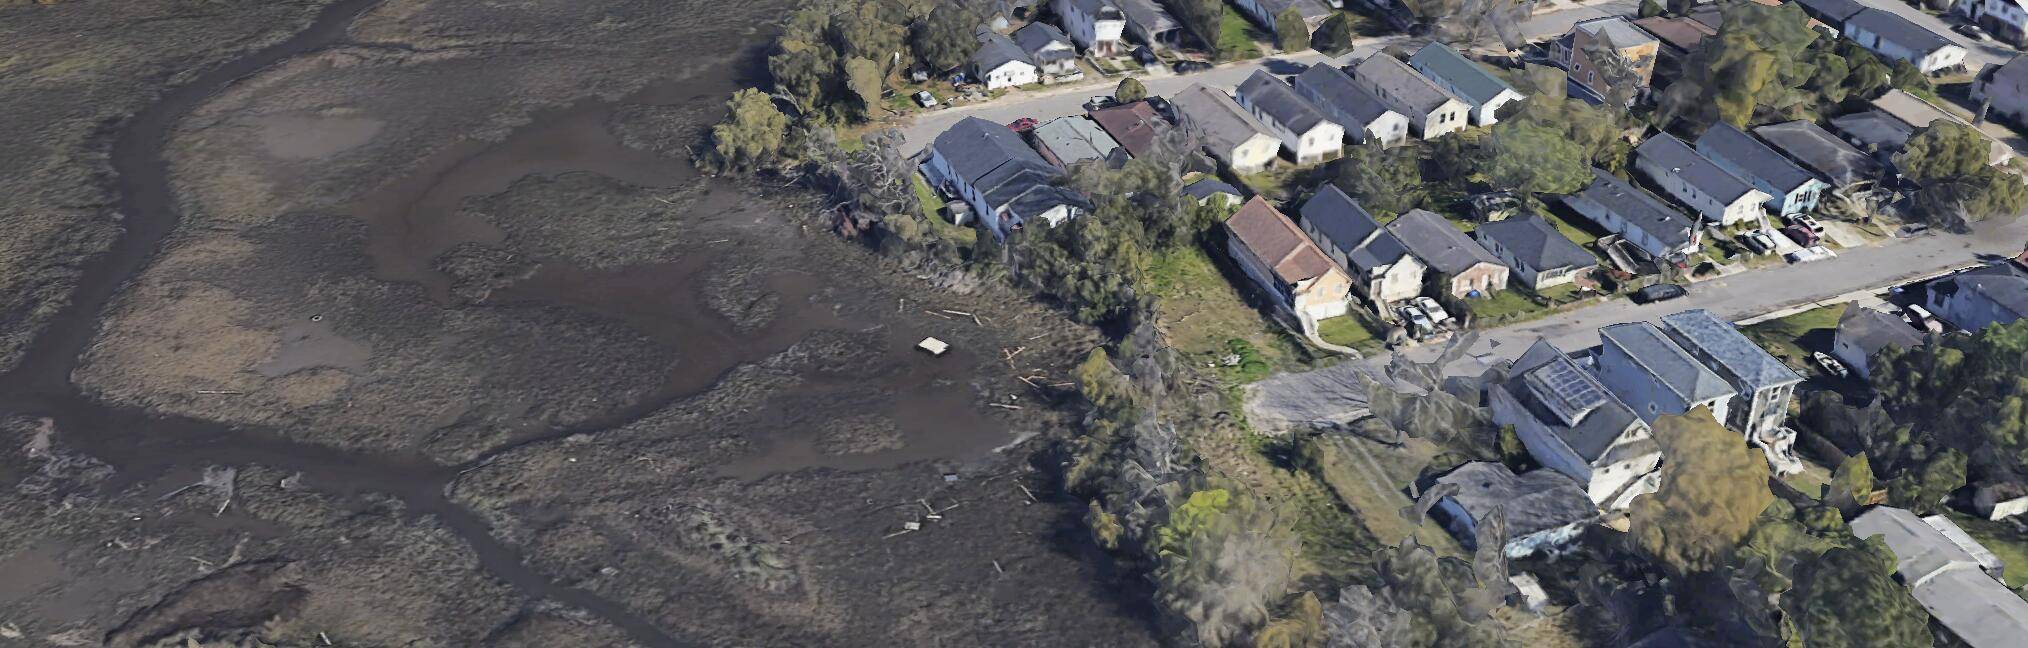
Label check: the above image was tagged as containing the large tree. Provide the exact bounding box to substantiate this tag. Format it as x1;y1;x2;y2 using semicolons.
1274;8;1311;52
1332;143;1425;217
1657;2;1820;128
1783;540;1933;647
1898;121;2028;227
910;4;980;71
1486;122;1593;196
1154;490;1298;646
843;56;883;119
707;88;791;172
832;1;907;65
1629;408;1775;575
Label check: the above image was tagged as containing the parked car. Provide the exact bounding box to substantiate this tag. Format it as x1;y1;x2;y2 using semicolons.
1787;213;1824;234
1897;223;1931;238
1785;245;1835;263
1905;304;1945;333
1398;305;1435;338
1633;283;1687;304
1172;59;1213;74
1133;46;1159;66
1737;231;1773;255
1780;224;1819;247
1413;297;1451;325
1083;95;1119;111
1007;117;1038;132
1145;96;1173;119
1813;352;1851;379
1955;23;1993;41
913;90;939;108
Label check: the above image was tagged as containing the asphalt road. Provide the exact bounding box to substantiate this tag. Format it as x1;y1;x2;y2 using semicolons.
895;0;1642;153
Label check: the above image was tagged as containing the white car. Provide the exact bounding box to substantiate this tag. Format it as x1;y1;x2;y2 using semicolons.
1412;297;1451;325
1398;305;1435;337
1813;352;1850;379
913;91;939;108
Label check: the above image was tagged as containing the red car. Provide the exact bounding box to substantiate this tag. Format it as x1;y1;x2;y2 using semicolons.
1008;118;1037;132
1780;224;1819;247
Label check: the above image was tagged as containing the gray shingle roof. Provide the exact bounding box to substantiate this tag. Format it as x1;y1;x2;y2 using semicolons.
1237;70;1333;135
932;116;1054;184
1032;116;1122;165
1508;339;1647;463
1436;462;1597;539
1601;321;1736;404
1696;122;1819;195
1830;109;1917;152
1852;506;2028;648
1253;0;1333;23
1474;214;1595;272
1575;16;1659;48
1838;306;1926;360
1352;53;1462;116
1292;62;1399;132
1658;309;1804;393
1846;8;1957;56
1796;0;1866;22
1011;22;1074;61
1569;168;1698;250
1299;185;1411;272
1171;83;1276;154
1386;209;1504;275
1637;133;1759;204
1934;262;2028;321
1753;119;1885;186
1407;41;1517;107
1115;0;1177;32
1182;177;1241;200
972;31;1035;74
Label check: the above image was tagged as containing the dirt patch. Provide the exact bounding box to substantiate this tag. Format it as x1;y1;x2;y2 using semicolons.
253;111;384;160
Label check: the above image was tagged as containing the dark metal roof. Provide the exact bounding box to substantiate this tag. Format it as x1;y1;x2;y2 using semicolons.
1474;214;1595;272
1011;22;1074;60
1292;62;1399;131
972;30;1035;73
1658;309;1804;393
1600;322;1736;404
1569;168;1697;250
1238;69;1333;135
932;116;1054;185
1436;462;1597;539
1182;177;1241;199
1352;53;1462;115
1829;110;1917;152
1386;209;1504;275
1796;0;1866;23
1298;184;1411;272
1846;8;1957;56
1696;122;1819;195
1407;41;1517;106
1636;133;1759;204
1753;119;1885;186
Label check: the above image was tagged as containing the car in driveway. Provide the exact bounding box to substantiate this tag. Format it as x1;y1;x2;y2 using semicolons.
913;90;939;108
1955;23;1993;42
1737;230;1776;255
1413;297;1451;326
1633;283;1687;304
1172;59;1212;74
1398;305;1436;338
1780;224;1820;247
1083;95;1119;111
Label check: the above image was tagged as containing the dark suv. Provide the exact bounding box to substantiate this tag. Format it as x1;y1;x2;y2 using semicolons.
1633;283;1687;304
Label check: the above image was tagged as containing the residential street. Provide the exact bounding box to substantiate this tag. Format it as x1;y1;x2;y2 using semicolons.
895;0;1642;152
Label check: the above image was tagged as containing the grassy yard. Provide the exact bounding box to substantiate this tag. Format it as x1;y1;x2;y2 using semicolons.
1541;209;1606;248
1741;304;1847;371
1471;289;1552;325
1317;315;1381;349
1146;245;1307;383
1217;11;1266;60
1946;513;2028;589
911;174;975;245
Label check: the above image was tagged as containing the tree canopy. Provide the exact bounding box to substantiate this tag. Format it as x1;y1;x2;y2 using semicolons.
1783;540;1933;647
707;89;791;172
1332;143;1425;217
1486;122;1594;196
911;4;980;71
1117;77;1148;103
1274;9;1311;52
1657;2;1819;127
1630;408;1775;575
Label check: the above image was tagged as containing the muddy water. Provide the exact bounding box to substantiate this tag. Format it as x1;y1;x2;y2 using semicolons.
0;0;1031;643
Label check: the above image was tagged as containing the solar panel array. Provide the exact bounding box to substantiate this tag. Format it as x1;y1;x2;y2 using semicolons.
1525;358;1608;424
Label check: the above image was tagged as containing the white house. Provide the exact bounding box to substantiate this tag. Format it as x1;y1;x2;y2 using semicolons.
1011;22;1079;76
1349;54;1472;140
970;31;1039;90
1594;322;1736;425
1291;62;1412;147
1234;70;1344;164
1488;339;1663;508
1833;306;1926;379
1962;0;2028;46
1298;185;1426;305
1232;0;1334;37
1844;8;1969;74
1925;261;2028;332
1407;41;1525;126
1171;83;1282;172
1563;168;1702;262
1853;507;2028;648
1473;215;1596;290
1634;133;1770;227
1657;309;1804;439
1052;0;1127;56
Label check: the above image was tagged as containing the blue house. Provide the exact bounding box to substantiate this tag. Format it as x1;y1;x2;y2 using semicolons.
1695;123;1829;217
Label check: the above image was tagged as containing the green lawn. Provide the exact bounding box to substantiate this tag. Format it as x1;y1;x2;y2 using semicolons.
1217;11;1265;60
912;173;945;215
1317;315;1380;349
912;174;975;245
1541;210;1605;248
1471;290;1552;325
1741;304;1847;371
1146;246;1307;382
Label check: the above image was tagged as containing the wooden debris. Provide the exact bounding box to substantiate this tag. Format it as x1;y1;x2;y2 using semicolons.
993;559;1005;575
987;403;1022;410
917;337;950;356
1016;483;1038;504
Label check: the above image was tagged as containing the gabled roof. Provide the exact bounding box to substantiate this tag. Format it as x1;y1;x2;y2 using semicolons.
1838;306;1926;360
932;116;1056;185
1753;119;1884;186
1352;53;1464;116
1407;41;1519;106
1570;168;1698;250
1696;122;1819;195
1933;262;2028;321
1292;62;1401;131
1574;16;1659;49
1600;321;1736;405
1508;338;1648;463
972;31;1036;73
1298;185;1411;272
1795;0;1866;23
1115;0;1178;31
1633;16;1717;52
1846;8;1958;56
1226;196;1340;286
1436;462;1597;539
1474;214;1595;272
1636;133;1760;205
1011;22;1075;60
1658;309;1804;393
1088;101;1164;158
1830;109;1918;151
1032;116;1122;166
1386;209;1504;275
1061;0;1122;17
1182;177;1241;200
1238;70;1334;135
1852;506;2028;648
1171;83;1277;153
